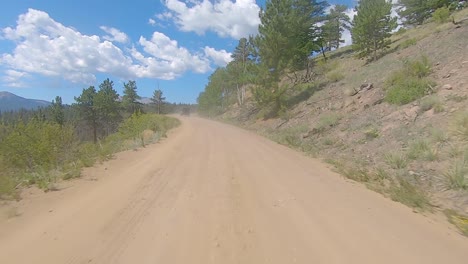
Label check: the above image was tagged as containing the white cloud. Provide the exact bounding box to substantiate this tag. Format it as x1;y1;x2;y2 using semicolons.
100;26;129;43
160;0;260;39
203;47;232;66
148;18;156;26
134;32;211;78
0;9;216;86
2;70;28;87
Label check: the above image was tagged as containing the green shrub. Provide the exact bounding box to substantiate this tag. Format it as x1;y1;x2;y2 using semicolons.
419;95;444;112
405;56;432;78
386;78;435;105
444;159;468;190
317;113;342;131
433;7;450;23
364;127;380;139
385;56;435;105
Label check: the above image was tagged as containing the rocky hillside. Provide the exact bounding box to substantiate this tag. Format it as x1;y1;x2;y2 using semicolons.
220;9;468;233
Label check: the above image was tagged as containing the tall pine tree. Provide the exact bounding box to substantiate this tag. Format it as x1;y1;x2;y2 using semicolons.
351;0;397;61
122;80;142;115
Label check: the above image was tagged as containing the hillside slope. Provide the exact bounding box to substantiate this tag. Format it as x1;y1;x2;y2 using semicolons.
220;10;468;232
0;91;51;111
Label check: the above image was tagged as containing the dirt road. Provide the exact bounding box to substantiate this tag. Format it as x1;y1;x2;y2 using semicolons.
1;117;467;264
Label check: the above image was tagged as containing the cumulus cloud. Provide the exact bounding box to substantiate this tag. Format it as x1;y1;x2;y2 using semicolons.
134;32;211;78
204;47;232;66
148;18;156;26
2;69;28;87
160;0;260;39
100;26;129;43
0;9;216;86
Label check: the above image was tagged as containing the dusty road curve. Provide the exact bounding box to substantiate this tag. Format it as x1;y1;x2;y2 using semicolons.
1;116;468;264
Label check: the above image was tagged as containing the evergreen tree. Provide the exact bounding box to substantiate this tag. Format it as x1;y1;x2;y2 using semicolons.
398;0;453;25
95;78;121;136
322;5;351;51
51;96;65;126
351;0;397;61
151;89;166;114
74;86;98;143
122;80;142;114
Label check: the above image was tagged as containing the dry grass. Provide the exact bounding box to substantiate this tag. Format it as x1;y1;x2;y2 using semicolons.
450;111;468;141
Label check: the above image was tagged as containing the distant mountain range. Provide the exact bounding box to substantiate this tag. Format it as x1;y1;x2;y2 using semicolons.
0;91;51;112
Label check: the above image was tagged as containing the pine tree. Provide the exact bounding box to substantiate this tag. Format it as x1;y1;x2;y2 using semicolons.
51;96;65;126
351;0;397;61
322;5;351;51
122;80;142;114
398;0;452;25
74;86;98;143
95;78;121;136
151;89;166;114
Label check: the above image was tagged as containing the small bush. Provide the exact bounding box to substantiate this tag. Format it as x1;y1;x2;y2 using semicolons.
385;151;408;169
327;71;345;82
419;95;444;112
430;128;448;143
444;159;468;190
389;178;431;210
385;56;434;105
317;113;342;130
433;7;451;23
450;111;468;141
405;56;432;78
386;78;435;105
400;38;417;49
364;127;380;139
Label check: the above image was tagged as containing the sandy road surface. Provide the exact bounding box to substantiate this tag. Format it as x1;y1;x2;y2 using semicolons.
1;116;467;264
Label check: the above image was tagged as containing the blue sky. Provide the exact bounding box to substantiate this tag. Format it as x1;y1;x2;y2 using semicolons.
0;0;355;104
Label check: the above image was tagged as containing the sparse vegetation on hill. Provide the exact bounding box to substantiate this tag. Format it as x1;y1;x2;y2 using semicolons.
197;2;468;232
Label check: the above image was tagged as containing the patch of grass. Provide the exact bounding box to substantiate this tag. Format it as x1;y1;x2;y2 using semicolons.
364;127;380;139
322;137;336;146
450;111;468;141
444;210;468;236
316;59;339;74
389;178;431;210
419;95;444;113
386;77;436;105
433;7;451;23
271;125;308;149
400;38;417;49
446;94;468;102
430;128;449;143
407;139;430;160
326;71;344;83
316;113;342;131
385;151;408;169
443;159;468;190
447;144;467;159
